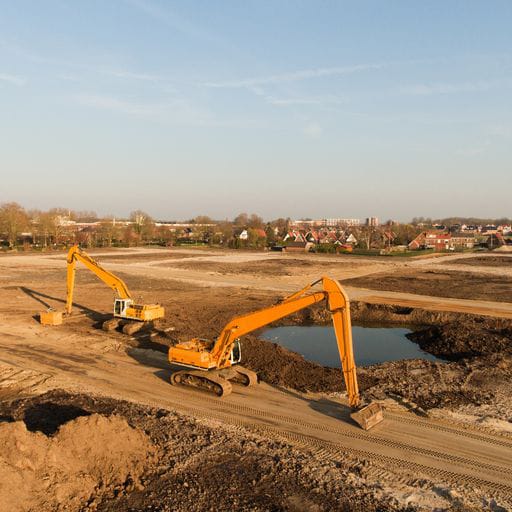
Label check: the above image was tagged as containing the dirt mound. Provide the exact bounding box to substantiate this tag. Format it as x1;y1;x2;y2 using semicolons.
408;317;512;359
0;413;155;512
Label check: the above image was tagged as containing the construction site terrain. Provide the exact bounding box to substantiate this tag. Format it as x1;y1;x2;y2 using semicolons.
1;247;512;511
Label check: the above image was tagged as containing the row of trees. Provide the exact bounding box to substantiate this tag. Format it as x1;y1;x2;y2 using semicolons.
0;201;430;251
0;202;293;249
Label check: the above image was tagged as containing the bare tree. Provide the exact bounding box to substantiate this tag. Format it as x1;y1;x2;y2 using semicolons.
248;213;264;229
130;210;155;244
233;212;249;226
0;202;29;247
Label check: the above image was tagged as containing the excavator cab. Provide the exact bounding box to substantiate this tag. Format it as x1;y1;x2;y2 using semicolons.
114;298;132;318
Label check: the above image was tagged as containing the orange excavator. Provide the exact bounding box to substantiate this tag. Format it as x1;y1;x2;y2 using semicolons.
169;276;384;430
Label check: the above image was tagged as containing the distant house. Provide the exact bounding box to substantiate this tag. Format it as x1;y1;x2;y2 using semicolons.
486;233;505;249
305;230;320;243
408;232;451;251
238;229;248;240
345;233;358;245
450;233;475;249
283;230;306;243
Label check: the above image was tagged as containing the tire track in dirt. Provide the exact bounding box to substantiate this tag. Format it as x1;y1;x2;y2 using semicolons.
129;380;512;497
159;394;512;498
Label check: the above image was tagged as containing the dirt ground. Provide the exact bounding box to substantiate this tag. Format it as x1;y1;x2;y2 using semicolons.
157;257;367;277
1;247;512;511
343;269;512;303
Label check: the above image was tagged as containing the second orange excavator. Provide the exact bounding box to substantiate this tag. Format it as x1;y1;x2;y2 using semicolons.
169;276;383;430
64;246;164;334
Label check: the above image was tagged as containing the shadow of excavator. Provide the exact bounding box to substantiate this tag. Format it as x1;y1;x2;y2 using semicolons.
273;385;356;424
19;286;109;327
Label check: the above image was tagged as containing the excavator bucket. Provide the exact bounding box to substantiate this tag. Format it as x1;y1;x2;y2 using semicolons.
350;403;384;430
39;310;63;326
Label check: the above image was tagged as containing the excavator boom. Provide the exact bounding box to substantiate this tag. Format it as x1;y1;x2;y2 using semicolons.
66;246;131;314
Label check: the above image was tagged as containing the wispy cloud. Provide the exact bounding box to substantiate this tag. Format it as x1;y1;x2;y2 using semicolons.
267;95;347;106
102;69;161;82
203;63;385;88
75;94;157;116
126;0;220;42
399;79;510;96
0;73;26;86
74;93;232;127
248;85;346;107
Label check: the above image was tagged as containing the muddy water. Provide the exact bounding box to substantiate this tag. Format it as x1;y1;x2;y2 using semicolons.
261;325;443;367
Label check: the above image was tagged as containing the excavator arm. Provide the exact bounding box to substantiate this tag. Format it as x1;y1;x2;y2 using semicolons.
210;277;360;407
65;245;132;315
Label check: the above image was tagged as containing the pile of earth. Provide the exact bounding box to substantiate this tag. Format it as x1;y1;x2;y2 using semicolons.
0;410;155;511
407;317;512;359
0;390;401;512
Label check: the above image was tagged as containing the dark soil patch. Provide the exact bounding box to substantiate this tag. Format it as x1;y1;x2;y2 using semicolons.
343;270;512;303
96;252;200;263
449;256;512;267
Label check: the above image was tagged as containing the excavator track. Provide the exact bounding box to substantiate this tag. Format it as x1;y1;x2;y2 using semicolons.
121;321;144;336
231;365;258;386
102;318;121;332
170;369;233;397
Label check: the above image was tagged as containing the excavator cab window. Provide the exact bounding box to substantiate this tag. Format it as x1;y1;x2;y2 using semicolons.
230;339;241;364
114;300;122;315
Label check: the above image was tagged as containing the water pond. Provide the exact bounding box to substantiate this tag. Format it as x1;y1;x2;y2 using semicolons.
261;325;442;367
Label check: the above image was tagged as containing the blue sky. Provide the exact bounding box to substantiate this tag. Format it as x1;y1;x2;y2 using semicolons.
1;1;511;221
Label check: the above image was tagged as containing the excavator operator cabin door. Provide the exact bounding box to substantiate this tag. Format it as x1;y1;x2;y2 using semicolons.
114;299;130;318
230;339;242;365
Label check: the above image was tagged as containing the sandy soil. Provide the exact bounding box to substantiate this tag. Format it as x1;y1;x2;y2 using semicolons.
1;391;397;512
0;411;154;511
1;247;512;511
